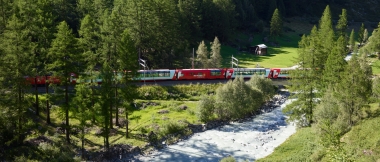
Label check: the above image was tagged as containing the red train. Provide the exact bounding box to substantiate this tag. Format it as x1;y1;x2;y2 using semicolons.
26;68;293;85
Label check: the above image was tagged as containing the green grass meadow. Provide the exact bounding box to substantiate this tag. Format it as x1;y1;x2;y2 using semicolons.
221;32;300;68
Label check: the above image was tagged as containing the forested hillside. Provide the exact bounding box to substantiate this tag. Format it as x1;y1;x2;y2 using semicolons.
0;0;379;69
1;0;380;161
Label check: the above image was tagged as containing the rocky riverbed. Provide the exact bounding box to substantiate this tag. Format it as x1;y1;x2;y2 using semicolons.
110;89;297;162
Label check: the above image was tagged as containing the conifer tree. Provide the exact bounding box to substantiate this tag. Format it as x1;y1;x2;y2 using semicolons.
270;8;282;41
284;28;320;126
349;29;355;52
323;36;347;88
78;14;99;124
72;82;92;160
336;54;372;126
362;23;380;56
314;88;343;148
0;14;35;143
358;23;365;45
210;37;222;68
363;29;369;45
335;9;347;38
196;41;209;68
48;21;80;144
117;29;139;138
317;5;334;70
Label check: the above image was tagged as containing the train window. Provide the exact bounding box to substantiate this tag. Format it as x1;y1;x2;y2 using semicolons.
211;70;221;76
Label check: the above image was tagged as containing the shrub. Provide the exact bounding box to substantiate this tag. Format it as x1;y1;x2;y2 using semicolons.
196;95;216;122
220;156;236;162
159;121;186;136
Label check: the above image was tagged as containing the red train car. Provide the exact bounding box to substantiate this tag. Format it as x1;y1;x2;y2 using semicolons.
176;69;232;80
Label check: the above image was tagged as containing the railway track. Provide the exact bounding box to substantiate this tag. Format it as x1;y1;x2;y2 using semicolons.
31;79;289;94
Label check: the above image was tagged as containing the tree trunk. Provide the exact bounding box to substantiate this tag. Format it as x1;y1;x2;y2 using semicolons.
115;84;119;126
126;109;128;138
35;77;39;116
65;77;70;144
81;128;85;160
110;99;113;129
18;86;22;143
91;79;95;124
46;75;50;124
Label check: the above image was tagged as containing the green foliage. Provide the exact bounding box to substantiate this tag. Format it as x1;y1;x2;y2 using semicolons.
358;23;365;44
362;23;380;55
196;41;210;68
247;74;276;101
349;29;355;51
215;76;262;119
270;8;282;40
210;37;222;68
313;89;346;148
257;127;317;162
159;120;186;136
220;156;236;162
196;95;216;122
335;9;347;38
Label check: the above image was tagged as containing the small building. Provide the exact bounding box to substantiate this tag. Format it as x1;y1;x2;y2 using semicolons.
250;44;267;55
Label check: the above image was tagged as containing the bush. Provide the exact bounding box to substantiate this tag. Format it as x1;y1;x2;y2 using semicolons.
215;76;263;119
159;121;186;136
220;156;236;162
196;95;215;122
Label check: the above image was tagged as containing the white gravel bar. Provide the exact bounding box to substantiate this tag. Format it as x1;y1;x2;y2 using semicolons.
133;98;297;162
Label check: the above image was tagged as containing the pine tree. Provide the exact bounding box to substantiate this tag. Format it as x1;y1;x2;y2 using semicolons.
362;23;380;56
335;9;347;38
0;14;35;144
358;23;365;45
349;29;355;52
363;29;369;45
196;41;209;68
323;36;347;88
270;8;282;41
210;37;222;68
117;29;139;138
78;14;100;124
48;21;80;144
336;54;372;126
72;82;92;160
317;5;334;70
314;88;343;148
284;27;320;127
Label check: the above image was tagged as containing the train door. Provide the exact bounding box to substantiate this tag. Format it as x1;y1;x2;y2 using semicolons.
273;69;280;78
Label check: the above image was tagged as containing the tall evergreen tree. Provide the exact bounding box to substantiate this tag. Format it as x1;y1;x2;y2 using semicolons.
358;23;365;45
284;28;320;127
117;29;139;138
363;29;369;45
323;36;347;88
270;8;282;41
210;37;222;68
196;40;209;68
72;82;92;160
335;9;347;38
0;14;34;143
317;5;334;70
362;23;380;56
336;54;372;126
48;21;80;143
349;29;355;52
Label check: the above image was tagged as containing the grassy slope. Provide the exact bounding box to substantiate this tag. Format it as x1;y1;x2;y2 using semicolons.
258;103;380;162
220;19;313;68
